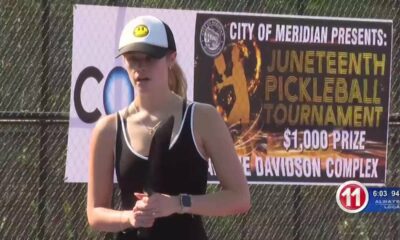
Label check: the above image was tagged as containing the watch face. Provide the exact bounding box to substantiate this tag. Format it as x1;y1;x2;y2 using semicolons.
182;195;191;207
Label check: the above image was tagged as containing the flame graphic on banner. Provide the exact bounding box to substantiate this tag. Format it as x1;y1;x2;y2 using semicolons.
211;40;264;156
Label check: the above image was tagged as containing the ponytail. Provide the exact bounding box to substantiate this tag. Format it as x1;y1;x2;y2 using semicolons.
168;62;187;99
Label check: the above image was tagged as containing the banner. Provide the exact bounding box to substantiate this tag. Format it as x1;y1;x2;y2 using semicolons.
66;5;196;182
66;5;392;185
194;13;392;185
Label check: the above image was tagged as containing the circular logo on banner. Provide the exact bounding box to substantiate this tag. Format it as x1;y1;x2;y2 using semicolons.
336;181;369;213
200;18;225;57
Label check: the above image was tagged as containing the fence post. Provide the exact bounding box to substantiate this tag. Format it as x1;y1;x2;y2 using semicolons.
37;0;50;239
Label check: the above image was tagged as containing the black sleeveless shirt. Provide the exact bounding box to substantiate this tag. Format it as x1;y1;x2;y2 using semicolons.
115;102;209;240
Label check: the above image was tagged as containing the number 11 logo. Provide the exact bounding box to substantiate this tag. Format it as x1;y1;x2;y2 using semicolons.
336;181;369;213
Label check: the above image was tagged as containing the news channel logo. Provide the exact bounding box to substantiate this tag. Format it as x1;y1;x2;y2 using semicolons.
336;181;400;213
74;66;134;123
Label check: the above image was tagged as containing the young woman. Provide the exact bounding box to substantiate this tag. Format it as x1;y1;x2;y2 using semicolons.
87;15;250;240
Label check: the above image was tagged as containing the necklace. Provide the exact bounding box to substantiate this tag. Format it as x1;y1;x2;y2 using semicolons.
133;104;162;135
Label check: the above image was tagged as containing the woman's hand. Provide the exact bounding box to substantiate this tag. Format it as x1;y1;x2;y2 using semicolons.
134;192;181;219
125;196;156;228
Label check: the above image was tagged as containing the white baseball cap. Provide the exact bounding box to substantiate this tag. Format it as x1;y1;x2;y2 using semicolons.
117;15;176;58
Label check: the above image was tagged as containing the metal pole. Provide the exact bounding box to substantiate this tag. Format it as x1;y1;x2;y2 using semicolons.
292;186;301;240
37;0;50;239
297;0;307;15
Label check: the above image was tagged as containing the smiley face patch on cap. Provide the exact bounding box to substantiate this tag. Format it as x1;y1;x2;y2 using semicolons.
118;15;176;58
133;25;149;38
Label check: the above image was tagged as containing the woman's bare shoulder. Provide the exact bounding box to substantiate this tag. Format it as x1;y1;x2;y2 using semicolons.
92;113;118;140
192;102;222;124
192;102;218;115
192;102;228;140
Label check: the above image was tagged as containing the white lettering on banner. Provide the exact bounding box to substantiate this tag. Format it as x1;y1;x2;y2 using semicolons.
257;23;273;41
275;24;328;43
240;156;252;176
249;156;321;177
209;156;379;179
326;158;379;178
331;27;385;46
229;22;255;40
210;156;321;178
332;130;366;150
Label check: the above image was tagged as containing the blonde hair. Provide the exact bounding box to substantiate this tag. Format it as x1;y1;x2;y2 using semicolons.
168;62;187;99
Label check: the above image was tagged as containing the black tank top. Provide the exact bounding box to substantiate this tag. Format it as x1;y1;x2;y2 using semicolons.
115;102;209;240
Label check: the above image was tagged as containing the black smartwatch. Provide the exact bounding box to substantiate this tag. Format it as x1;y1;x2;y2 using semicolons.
179;194;192;213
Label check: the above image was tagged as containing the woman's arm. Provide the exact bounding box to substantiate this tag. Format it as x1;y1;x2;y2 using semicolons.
188;103;251;216
87;115;129;232
86;115;154;232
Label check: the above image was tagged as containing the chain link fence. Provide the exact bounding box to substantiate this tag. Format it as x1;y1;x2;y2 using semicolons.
1;0;400;239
